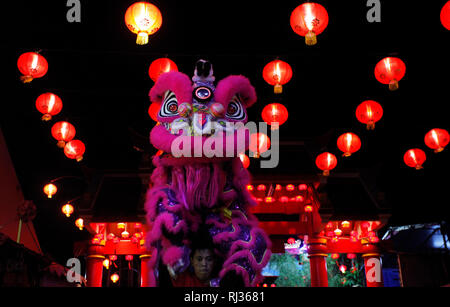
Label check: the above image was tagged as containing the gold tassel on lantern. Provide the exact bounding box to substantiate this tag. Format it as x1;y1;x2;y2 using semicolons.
136;32;149;45
389;79;399;91
305;30;317;46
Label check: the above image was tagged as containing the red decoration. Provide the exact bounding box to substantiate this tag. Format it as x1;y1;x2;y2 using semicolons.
51;121;76;148
424;128;450;153
287;237;296;245
111;273;120;283
239;153;250;169
75;218;84;230
149;58;178;82
441;1;450;30
298;184;307;191
339;265;347;273
246;185;253;191
35;93;63;121
64;140;85;162
125;2;162;45
249;133;271;157
43;183;57;198
374;57;406;91
290;2;329;46
61;204;74;217
262;60;293;94
148;102;160;121
337;132;361;157
304;205;313;212
261;103;289;129
334;228;343;237
257;184;266;191
286;184;295;191
315;152;337;176
331;253;339;259
356;100;383;130
341;221;350;228
17;52;48;83
404;148;426;170
125;255;134;261
347;253;356;260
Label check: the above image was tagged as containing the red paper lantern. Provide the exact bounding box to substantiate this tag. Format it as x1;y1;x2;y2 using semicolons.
239;153;250;169
249;133;271;157
337;132;361;157
287;237;296;245
149;58;178;81
64;140;85;162
43;183;57;198
35;93;63;121
304;205;313;212
339;265;347;273
374;57;406;91
331;253;339;259
51;121;76;148
315;152;337;176
17;52;48;83
441;1;450;30
334;228;343;237
404;149;426;170
424;128;450;153
125;2;162;45
356;100;383;130
148;102;160;121
111;273;120;283
290;2;329;46
61;204;74;217
261;103;289;129
262;60;293;94
75;218;84;230
347;253;356;260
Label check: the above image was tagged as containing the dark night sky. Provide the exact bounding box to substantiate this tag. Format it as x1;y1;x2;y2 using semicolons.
2;0;450;263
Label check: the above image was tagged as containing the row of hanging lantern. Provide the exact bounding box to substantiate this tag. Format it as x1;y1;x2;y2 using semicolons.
17;52;86;162
18;52;88;231
314;54;448;174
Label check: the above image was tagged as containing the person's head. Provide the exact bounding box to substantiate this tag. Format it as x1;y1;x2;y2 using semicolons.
190;247;216;282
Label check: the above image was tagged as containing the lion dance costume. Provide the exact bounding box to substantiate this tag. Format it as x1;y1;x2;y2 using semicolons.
145;60;271;287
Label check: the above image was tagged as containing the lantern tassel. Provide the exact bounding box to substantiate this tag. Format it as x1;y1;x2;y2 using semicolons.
41;114;52;121
323;170;330;176
274;84;282;94
367;121;375;130
305;30;317;46
20;75;33;83
434;147;444;153
57;141;66;148
136;32;149;45
415;165;423;170
389;79;399;91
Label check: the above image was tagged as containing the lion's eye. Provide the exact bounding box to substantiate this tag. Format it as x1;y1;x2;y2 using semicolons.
159;90;179;117
225;95;246;121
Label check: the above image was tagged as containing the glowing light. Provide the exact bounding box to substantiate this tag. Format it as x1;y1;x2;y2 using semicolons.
75;218;84;230
43;183;57;198
61;203;74;217
111;273;120;283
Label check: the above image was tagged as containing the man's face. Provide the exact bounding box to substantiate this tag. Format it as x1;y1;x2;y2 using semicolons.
191;249;215;282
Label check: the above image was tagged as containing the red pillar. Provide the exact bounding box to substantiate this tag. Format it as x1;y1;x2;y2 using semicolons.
362;252;384;287
307;237;328;287
140;254;152;287
86;254;105;287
